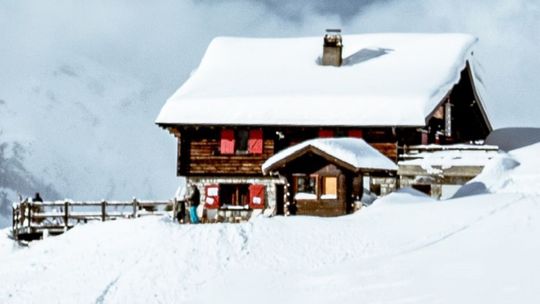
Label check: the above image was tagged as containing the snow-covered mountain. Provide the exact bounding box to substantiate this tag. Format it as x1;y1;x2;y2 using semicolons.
0;52;179;227
0;138;61;227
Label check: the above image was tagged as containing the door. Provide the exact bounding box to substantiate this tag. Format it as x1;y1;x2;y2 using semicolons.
275;184;285;215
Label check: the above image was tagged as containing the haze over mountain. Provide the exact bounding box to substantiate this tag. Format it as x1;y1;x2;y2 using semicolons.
0;0;539;227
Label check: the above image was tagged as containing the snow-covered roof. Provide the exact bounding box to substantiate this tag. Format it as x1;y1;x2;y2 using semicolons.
156;33;480;127
262;137;398;174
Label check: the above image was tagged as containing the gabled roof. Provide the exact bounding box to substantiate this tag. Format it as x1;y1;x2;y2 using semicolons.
262;138;398;174
156;33;483;127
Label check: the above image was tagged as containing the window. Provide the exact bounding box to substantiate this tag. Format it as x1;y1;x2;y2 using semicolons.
219;184;250;206
236;129;249;153
321;177;337;199
318;129;334;138
293;174;317;200
348;129;363;138
220;129;263;155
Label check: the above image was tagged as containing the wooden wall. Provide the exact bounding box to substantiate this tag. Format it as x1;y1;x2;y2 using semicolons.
295;199;345;217
173;126;399;176
188;138;274;175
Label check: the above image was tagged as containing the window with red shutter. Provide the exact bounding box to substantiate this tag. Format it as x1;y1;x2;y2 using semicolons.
318;130;334;138
248;184;265;209
220;129;235;154
348;129;363;138
248;129;263;154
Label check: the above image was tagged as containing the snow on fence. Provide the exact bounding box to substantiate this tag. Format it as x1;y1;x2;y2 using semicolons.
11;199;172;241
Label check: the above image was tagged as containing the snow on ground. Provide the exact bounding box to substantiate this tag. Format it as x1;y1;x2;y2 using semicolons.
1;143;540;303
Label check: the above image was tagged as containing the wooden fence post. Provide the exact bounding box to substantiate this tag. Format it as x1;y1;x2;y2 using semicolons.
132;198;138;218
64;201;69;229
101;200;107;221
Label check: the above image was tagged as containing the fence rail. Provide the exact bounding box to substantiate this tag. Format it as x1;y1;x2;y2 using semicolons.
11;199;172;241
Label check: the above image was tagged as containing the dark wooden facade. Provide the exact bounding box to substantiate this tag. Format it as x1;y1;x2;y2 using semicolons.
169;126;402;178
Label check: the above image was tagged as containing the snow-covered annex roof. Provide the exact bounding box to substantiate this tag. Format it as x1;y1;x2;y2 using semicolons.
156;33;481;127
262;138;398;174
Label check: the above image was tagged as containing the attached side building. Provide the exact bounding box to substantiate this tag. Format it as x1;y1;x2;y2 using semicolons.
156;32;492;217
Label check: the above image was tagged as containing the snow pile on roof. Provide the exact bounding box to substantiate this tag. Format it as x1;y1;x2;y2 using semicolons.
262;137;398;173
156;33;478;126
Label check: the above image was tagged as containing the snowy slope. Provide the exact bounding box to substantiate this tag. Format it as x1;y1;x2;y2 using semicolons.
1;143;540;303
1;193;538;303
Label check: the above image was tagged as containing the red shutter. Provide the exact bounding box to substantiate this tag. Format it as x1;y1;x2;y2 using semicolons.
204;184;220;209
249;184;265;209
248;129;263;154
348;129;363;138
318;130;334;138
220;129;235;154
421;132;428;145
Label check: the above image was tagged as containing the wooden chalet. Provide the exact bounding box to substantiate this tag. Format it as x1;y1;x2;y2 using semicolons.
156;30;492;218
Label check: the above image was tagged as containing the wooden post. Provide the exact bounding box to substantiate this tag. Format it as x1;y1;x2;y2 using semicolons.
172;198;178;221
132;198;138;218
64;201;69;229
27;202;32;229
101;200;107;221
346;173;354;214
337;173;347;215
285;174;294;216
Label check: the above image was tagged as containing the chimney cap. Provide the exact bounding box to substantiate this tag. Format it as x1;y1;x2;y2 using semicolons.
326;29;342;33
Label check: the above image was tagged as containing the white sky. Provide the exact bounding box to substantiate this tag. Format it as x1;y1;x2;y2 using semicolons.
2;0;538;126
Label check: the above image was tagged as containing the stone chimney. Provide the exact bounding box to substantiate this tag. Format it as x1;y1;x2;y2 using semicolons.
322;29;343;67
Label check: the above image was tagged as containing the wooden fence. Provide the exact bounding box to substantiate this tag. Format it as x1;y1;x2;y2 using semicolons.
12;199;172;241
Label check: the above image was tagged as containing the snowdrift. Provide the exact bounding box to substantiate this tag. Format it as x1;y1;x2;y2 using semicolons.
1;143;540;303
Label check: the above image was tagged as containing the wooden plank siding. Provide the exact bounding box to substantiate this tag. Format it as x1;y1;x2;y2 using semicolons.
295;199;345;217
371;143;398;162
174;126;399;176
188;138;274;176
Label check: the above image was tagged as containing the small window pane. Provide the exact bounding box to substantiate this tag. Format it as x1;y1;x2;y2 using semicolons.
294;175;317;200
323;177;337;195
236;130;249;153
